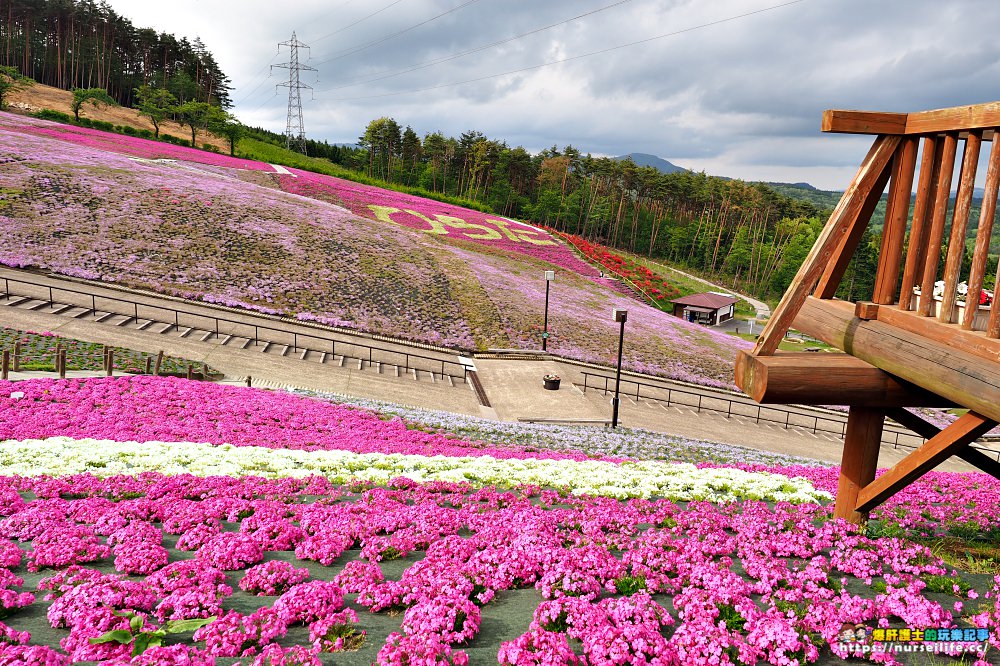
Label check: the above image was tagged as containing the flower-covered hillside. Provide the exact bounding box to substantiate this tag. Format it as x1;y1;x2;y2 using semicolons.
0;111;749;384
0;377;998;665
279;168;599;275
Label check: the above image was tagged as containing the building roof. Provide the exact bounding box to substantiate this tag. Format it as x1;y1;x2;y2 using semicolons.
670;292;740;310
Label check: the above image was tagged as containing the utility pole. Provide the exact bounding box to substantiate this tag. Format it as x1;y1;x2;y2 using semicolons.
272;32;316;154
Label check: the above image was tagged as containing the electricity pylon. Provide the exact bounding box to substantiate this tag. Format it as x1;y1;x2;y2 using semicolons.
272;32;316;154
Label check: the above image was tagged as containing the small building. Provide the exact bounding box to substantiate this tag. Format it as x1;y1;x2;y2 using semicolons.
670;292;739;326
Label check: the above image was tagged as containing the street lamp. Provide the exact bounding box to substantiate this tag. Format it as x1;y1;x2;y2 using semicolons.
611;308;627;428
542;270;555;351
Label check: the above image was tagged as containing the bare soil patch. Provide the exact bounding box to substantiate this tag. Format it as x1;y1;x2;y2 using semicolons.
8;81;228;151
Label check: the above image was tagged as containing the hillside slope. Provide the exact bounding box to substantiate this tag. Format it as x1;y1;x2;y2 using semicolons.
8;81;229;152
0;112;749;386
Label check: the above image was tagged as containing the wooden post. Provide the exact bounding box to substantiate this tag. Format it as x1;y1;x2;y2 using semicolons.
873;136;918;305
54;343;62;375
856;412;996;514
898;136;942;311
2;351;8;380
145;357;152;374
833;406;885;524
963;130;1000;330
938;131;982;323
58;349;66;379
917;133;959;317
153;350;164;376
106;349;114;377
186;364;193;380
246;376;252;387
755;135;900;355
202;362;208;379
12;342;20;372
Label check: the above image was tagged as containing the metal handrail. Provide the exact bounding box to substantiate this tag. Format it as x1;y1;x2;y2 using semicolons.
580;371;1000;457
1;276;469;382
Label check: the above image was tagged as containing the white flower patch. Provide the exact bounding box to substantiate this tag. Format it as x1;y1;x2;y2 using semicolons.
0;437;832;504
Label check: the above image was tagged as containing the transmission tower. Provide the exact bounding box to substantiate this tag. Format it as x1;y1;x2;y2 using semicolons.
272;32;316;154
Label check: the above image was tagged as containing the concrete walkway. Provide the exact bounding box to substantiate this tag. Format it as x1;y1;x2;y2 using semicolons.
0;269;983;472
0;305;481;415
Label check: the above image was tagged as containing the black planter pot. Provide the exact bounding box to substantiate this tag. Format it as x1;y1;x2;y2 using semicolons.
543;378;560;390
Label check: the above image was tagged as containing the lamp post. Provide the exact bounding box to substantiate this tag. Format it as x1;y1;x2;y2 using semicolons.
542;270;555;351
611;308;627;428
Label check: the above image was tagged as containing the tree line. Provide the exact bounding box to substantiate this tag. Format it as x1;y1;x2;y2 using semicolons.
323;117;838;301
0;0;230;108
338;118;999;301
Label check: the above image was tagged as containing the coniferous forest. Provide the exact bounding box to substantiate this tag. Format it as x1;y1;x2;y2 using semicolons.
0;0;230;108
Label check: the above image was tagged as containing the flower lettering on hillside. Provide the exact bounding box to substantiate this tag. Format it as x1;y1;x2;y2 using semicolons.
368;205;557;246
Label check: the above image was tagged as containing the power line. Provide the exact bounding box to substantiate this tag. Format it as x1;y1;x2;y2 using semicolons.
314;0;635;93
233;53;280;107
306;0;408;46
311;0;487;67
303;0;360;35
245;90;280;117
317;0;808;102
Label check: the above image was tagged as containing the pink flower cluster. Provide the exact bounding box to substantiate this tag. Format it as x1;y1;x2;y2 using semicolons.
239;561;310;596
0;471;991;663
0;376;605;462
499;593;676;664
147;560;231;623
196;532;264;570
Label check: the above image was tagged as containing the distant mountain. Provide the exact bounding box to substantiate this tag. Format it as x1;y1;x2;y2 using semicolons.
613;153;687;174
760;181;843;212
770;182;819;191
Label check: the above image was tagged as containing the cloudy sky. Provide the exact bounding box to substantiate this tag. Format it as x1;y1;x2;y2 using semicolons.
108;0;998;189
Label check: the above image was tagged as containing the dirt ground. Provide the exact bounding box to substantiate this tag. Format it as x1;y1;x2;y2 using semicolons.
8;81;229;151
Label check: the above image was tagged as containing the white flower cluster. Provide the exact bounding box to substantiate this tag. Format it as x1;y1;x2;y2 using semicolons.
0;437;832;504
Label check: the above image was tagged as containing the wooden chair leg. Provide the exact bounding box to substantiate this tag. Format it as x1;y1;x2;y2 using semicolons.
856;412;996;514
834;406;885;524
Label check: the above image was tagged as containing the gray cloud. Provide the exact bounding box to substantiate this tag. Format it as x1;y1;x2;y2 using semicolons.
107;0;1000;189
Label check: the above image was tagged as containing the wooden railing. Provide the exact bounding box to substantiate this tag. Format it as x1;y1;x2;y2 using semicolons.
821;107;999;337
736;102;1000;522
746;104;1000;423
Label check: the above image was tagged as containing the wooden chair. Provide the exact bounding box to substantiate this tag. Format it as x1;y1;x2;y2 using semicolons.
735;103;1000;523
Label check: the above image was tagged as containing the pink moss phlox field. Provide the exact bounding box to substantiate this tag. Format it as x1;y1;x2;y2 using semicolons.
0;376;610;462
8;114;274;171
715;462;1000;535
0;473;993;663
279;168;597;274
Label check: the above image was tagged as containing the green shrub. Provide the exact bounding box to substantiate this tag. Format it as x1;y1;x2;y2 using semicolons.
921;574;972;596
33;108;72;123
613;575;647;595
